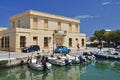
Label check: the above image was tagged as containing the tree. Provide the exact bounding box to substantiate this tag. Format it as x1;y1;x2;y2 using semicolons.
92;29;120;47
103;31;112;42
94;29;106;40
94;29;106;45
103;31;113;47
112;30;120;44
90;36;96;42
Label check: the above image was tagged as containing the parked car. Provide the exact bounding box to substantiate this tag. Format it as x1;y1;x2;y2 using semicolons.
54;46;71;53
22;45;40;53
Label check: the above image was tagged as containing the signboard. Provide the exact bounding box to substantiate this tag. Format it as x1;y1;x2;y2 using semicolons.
58;30;65;34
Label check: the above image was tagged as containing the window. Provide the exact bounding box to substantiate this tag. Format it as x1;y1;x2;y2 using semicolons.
69;24;72;32
1;37;4;48
5;37;7;48
69;38;72;47
20;36;26;47
18;20;20;28
5;36;9;48
44;19;48;30
1;36;9;48
7;36;9;48
33;17;38;28
33;37;37;41
76;38;78;42
76;24;78;32
13;21;15;28
44;37;48;48
58;22;61;30
82;39;84;46
33;37;38;45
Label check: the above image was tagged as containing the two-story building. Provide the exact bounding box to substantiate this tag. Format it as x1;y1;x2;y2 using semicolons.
0;10;86;52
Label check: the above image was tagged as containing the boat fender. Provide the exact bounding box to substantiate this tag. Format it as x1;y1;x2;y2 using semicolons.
30;58;32;63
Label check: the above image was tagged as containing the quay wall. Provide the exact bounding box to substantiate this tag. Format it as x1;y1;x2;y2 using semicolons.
0;48;93;68
0;53;61;68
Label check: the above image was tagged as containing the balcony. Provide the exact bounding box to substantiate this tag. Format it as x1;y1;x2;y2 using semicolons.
54;30;67;36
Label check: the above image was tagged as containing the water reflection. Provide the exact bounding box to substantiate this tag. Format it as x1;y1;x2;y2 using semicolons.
80;60;120;80
28;68;52;80
94;59;120;73
0;65;81;80
0;60;120;80
52;66;80;80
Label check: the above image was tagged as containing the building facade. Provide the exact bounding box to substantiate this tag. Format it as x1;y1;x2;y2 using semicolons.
0;10;86;52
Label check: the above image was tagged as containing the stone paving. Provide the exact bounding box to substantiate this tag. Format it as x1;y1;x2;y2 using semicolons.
0;47;101;60
0;47;111;67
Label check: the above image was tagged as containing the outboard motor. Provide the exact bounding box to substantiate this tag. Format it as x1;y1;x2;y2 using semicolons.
65;59;72;66
114;53;119;55
78;55;85;63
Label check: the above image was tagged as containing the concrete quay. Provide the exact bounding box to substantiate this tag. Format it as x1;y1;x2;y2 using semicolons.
0;47;99;68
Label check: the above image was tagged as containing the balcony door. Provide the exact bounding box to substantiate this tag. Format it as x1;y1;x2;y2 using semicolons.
56;37;63;46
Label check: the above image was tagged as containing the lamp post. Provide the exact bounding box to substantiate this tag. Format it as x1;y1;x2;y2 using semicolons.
8;36;11;65
53;34;54;55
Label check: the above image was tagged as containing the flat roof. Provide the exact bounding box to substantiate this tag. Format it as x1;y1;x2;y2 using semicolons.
10;10;80;23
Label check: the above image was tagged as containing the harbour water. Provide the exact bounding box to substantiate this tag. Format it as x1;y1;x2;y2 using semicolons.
0;59;120;80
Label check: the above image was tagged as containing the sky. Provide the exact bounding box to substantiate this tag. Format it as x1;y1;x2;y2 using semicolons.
0;0;120;37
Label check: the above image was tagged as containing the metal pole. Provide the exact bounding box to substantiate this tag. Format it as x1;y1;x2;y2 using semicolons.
9;48;10;59
53;34;54;55
9;47;11;65
8;36;11;65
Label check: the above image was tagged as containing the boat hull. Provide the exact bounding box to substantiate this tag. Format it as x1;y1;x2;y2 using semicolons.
92;51;120;60
48;58;66;66
28;59;52;71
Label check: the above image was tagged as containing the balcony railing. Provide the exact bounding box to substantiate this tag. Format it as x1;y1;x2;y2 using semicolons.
54;30;67;36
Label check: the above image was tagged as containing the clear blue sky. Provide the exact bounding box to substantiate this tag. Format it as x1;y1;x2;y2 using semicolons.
0;0;120;37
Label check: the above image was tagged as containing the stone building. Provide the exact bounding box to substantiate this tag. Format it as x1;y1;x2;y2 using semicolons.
0;10;86;52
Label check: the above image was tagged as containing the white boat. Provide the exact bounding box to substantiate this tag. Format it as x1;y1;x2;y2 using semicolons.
58;55;80;64
28;59;52;71
69;55;80;64
91;50;120;60
48;57;66;66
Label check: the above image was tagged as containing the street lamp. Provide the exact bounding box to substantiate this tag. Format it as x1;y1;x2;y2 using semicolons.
7;36;11;65
53;34;55;55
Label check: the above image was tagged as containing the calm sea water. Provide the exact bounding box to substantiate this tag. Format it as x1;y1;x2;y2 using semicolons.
0;60;120;80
